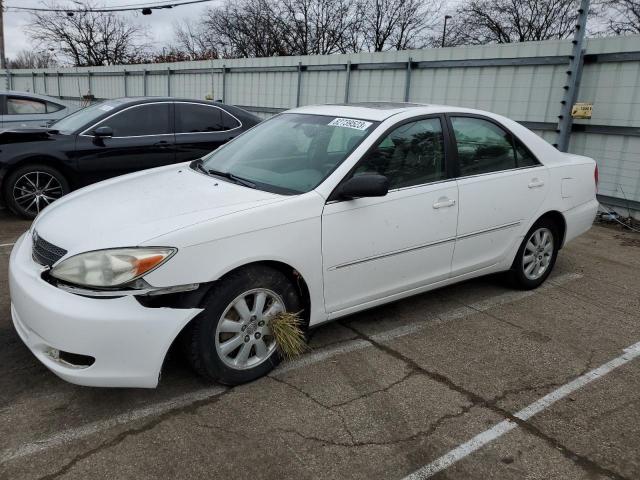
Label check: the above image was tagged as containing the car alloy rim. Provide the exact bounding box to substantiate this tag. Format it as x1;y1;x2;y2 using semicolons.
523;227;554;281
214;288;284;370
13;171;64;215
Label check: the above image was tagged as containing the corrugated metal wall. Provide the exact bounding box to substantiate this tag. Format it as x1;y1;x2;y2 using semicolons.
4;35;640;214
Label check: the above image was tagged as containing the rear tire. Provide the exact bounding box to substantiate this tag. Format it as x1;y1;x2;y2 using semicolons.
184;266;304;385
509;218;559;290
3;164;69;219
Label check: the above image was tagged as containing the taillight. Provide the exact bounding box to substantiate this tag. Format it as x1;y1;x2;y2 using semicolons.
594;164;599;192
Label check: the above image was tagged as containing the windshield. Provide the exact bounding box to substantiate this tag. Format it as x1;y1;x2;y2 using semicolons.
52;101;119;134
200;113;378;194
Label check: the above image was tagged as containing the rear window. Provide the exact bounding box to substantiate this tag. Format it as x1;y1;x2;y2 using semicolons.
175;103;240;133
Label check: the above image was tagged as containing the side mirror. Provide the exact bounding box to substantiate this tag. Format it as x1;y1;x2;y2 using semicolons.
93;126;113;138
336;174;389;200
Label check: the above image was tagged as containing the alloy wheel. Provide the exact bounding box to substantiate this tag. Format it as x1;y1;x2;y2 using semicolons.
522;227;554;281
214;288;284;370
12;171;64;216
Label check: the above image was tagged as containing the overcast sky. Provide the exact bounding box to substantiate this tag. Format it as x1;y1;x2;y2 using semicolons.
3;0;214;59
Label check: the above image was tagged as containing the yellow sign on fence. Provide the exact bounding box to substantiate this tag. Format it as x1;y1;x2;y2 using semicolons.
571;103;593;119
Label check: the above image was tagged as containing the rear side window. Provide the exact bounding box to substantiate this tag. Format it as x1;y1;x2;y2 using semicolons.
451;116;516;176
175;103;239;133
354;118;446;189
46;102;65;113
7;97;46;115
95;103;170;137
515;139;540;167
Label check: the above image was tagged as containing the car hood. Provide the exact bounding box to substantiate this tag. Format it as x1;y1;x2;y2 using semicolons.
0;127;62;144
33;163;284;255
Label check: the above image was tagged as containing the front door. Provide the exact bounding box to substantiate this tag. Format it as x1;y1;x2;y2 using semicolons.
448;115;549;275
322;116;458;315
72;102;176;185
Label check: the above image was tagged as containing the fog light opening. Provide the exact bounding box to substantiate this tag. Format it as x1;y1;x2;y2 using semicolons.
46;347;95;368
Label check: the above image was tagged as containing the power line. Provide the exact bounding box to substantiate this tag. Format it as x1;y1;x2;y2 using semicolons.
4;0;215;13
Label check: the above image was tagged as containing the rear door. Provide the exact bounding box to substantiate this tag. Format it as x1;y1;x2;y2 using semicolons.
448;114;548;276
174;102;241;162
72;102;176;184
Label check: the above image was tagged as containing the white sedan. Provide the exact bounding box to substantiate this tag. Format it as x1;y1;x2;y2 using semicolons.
9;103;598;388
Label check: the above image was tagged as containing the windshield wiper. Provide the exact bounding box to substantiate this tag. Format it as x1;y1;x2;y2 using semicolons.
206;168;257;189
190;158;257;189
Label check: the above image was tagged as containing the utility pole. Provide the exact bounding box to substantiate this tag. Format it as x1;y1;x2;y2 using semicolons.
555;0;590;152
441;15;452;48
0;0;5;70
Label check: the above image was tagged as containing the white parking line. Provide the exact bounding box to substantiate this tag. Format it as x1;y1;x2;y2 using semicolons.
0;242;15;248
0;271;580;464
403;341;640;479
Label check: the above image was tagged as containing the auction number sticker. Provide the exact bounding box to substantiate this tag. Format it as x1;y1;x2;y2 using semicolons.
328;118;373;131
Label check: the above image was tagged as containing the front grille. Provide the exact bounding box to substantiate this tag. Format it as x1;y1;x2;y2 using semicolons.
32;232;67;267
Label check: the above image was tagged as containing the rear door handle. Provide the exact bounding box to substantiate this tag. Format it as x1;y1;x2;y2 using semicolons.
528;178;545;188
433;197;456;209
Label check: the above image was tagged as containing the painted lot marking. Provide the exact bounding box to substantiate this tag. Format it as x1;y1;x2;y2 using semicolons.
0;272;580;464
0;242;15;248
404;341;640;479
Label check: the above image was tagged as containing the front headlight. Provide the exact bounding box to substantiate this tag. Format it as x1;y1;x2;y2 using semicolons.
50;247;176;288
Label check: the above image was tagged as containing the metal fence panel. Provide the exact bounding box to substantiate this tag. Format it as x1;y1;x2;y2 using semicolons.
3;35;640;215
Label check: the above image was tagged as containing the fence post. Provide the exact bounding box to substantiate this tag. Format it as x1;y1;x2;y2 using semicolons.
167;67;171;96
555;0;590;151
123;69;128;97
43;72;48;95
296;62;303;107
404;57;413;102
344;61;351;103
222;64;226;103
210;59;215;99
31;72;36;93
88;70;93;97
5;69;11;90
143;69;147;96
56;71;61;98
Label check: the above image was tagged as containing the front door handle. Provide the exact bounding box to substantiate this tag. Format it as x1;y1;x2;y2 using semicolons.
528;178;545;188
433;197;456;209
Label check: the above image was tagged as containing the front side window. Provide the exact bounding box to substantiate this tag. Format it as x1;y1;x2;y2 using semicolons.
201;113;378;194
175;103;239;133
94;103;170;137
451;117;516;176
7;97;46;115
353;118;446;189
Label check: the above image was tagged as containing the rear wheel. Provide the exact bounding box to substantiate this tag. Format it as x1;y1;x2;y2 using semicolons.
184;266;304;385
509;219;559;289
4;164;69;219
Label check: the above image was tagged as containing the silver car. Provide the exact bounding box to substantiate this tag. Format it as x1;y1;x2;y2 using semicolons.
1;90;76;128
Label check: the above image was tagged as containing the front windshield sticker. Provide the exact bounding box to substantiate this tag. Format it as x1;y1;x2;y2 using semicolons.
328;118;373;131
99;105;115;111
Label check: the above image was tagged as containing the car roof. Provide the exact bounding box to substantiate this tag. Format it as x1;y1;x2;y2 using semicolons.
288;102;461;121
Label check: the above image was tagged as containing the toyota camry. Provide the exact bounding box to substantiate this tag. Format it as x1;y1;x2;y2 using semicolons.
9;103;598;388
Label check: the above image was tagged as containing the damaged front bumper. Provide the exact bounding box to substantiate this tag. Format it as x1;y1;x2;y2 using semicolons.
9;232;202;388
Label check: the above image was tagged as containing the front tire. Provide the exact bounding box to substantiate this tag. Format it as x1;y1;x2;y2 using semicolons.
509;219;559;290
184;266;304;385
3;164;69;219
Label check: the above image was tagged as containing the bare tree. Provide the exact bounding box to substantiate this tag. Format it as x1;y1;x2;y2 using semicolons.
27;1;150;66
446;0;581;46
173;20;221;60
278;0;363;54
7;49;57;69
603;0;640;35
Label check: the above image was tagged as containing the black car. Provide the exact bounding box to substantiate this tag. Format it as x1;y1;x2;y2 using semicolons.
0;97;260;218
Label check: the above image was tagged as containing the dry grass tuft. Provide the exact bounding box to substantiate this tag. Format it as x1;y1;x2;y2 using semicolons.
269;311;307;360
